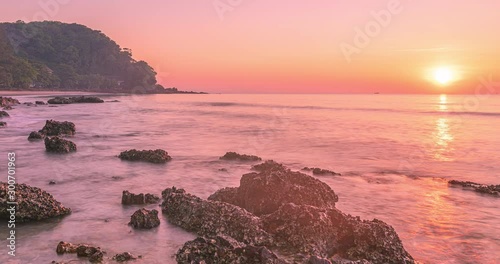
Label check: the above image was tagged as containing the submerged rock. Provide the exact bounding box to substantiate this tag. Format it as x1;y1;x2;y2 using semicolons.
220;152;262;162
56;241;105;263
35;101;46;105
0;110;9;118
209;161;338;216
113;252;137;262
176;236;288;264
129;208;160;229
40;119;76;136
48;96;104;104
0;121;6;127
122;190;160;205
118;149;172;163
448;180;500;197
302;167;341;176
0;183;71;223
45;137;77;153
162;187;273;246
28;131;45;141
0;96;20;107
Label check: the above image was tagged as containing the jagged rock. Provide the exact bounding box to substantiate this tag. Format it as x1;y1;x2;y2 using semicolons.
162;187;272;246
129;208;160;229
448;180;500;197
261;203;414;264
113;252;137;262
209;162;338;216
220;152;262;161
0;183;71;223
121;190;160;205
252;160;286;172
0;121;6;127
118;149;172;163
45;137;77;153
35;101;46;105
28;131;45;141
302;167;341;176
0;110;9;118
48;96;104;104
208;187;240;205
0;96;20;107
39;120;76;136
176;236;289;264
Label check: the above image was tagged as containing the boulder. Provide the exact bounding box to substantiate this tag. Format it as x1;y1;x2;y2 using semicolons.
176;236;289;264
162;187;272;246
28;131;45;141
129;208;160;229
0;183;71;223
0;121;6;127
251;160;286;172
47;96;104;104
35;101;46;105
302;167;341;176
220;152;262;162
113;252;137;262
118;149;172;164
209;162;338;216
0;96;20;107
39;120;76;136
448;180;500;196
45;137;77;153
0;110;9;118
56;241;79;254
56;241;104;263
121;190;160;205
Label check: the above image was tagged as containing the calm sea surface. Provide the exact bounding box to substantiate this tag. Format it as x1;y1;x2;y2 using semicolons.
0;93;499;264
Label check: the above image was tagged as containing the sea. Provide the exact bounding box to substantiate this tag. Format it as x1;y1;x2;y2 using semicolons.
0;93;499;264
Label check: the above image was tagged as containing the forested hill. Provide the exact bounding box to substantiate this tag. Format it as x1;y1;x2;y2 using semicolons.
0;21;175;93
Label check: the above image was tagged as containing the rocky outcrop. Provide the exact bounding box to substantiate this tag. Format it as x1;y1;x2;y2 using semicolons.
0;110;9;118
122;190;160;205
251;160;286;172
56;241;104;263
40;120;76;136
302;167;341;176
45;137;77;153
162;187;273;246
118;149;172;164
128;208;160;229
0;97;19;107
113;252;137;262
0;183;71;223
28;131;45;141
209;161;338;216
220;152;262;162
0;121;6;127
448;180;500;197
176;236;289;264
47;96;104;104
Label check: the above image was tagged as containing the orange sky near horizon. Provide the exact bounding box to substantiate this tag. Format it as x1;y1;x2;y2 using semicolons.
2;0;500;94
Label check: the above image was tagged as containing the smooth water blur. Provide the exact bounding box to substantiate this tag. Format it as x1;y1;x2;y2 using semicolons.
0;93;499;264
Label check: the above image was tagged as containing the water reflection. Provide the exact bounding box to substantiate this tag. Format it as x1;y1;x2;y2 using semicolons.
433;118;454;161
439;94;447;111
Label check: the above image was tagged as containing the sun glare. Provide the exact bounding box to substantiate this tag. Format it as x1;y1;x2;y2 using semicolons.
433;67;454;85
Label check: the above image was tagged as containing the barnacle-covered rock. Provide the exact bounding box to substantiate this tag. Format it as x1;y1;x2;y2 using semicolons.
220;152;262;162
0;96;20;107
302;167;341;176
128;208;160;229
448;180;500;196
45;136;77;153
28;131;45;141
118;149;172;164
39;120;76;136
48;96;104;104
122;190;160;205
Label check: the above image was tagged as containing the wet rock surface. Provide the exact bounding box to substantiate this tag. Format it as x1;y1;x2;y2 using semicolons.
0;110;10;118
129;208;160;229
122;190;160;205
45;136;77;153
0;183;71;223
118;149;172;163
40;119;76;136
56;241;104;263
176;236;288;264
448;180;500;196
28;131;45;141
113;252;137;262
209;161;338;216
303;167;341;176
220;152;262;162
0;96;20;107
48;96;104;104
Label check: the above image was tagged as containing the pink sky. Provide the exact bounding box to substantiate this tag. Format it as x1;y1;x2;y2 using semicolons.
2;0;500;93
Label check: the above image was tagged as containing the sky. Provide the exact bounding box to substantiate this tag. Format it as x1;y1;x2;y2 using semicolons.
2;0;500;94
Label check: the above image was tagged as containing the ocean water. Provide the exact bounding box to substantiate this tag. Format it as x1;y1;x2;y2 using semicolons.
0;93;499;264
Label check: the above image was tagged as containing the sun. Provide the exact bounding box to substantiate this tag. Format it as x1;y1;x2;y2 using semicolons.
433;67;454;85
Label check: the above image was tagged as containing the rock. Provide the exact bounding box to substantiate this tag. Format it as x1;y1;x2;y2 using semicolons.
308;256;333;264
261;203;414;264
219;168;228;172
220;152;262;162
56;241;79;254
35;101;46;105
3;106;13;110
208;187;240;205
39;119;76;136
0;96;20;107
251;160;287;172
108;100;120;103
302;167;341;176
0;121;6;127
0;183;71;223
209;162;338;216
118;149;172;163
448;180;500;197
129;208;160;229
113;252;137;262
176;236;289;264
47;96;104;104
0;110;9;118
45;137;77;153
76;244;105;262
121;190;160;205
49;181;57;185
162;187;272;246
28;131;45;141
24;102;35;106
